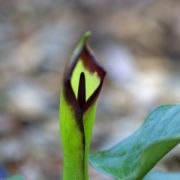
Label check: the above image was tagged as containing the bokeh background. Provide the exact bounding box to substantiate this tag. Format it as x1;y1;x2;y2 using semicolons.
0;0;180;179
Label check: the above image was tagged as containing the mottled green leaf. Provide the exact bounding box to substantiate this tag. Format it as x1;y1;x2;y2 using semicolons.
144;171;180;180
89;105;180;180
5;176;24;180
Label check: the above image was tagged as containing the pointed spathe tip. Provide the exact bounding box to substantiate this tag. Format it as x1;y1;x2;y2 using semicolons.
80;31;92;45
84;31;92;38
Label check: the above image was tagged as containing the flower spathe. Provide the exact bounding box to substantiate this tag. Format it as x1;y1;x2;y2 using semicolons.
60;32;106;180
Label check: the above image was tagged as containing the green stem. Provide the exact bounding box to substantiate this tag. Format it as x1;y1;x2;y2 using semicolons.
62;152;85;180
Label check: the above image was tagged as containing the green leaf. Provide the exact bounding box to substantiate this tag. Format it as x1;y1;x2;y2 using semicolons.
5;176;24;180
89;105;180;180
144;171;180;180
60;32;106;180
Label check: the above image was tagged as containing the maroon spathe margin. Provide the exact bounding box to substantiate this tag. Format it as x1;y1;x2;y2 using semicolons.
63;36;106;132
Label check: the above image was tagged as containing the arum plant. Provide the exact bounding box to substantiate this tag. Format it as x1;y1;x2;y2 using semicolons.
59;32;106;180
60;32;180;180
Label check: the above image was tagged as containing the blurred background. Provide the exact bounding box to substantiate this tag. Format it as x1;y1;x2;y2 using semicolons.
0;0;180;179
